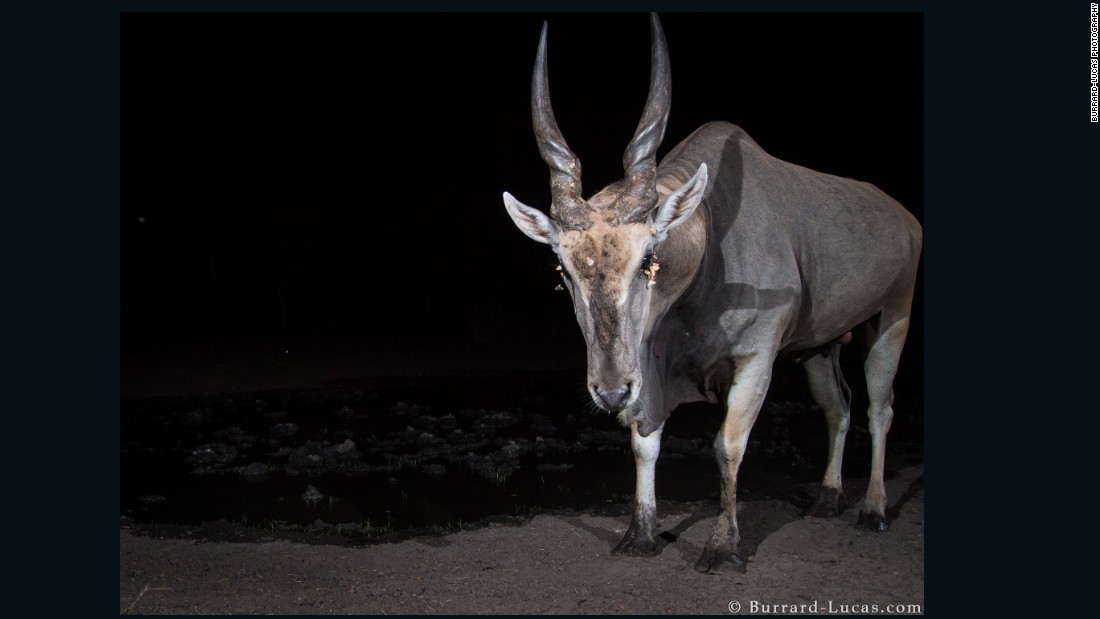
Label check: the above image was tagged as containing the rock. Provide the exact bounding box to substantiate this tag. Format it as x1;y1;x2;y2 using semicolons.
212;426;246;443
395;426;419;442
533;436;566;456
184;408;211;427
187;443;238;467
421;463;447;478
417;432;441;447
270;422;299;437
487;410;517;428
530;414;557;436
467;457;514;483
290;442;326;469
470;410;518;434
334;406;355;420
323;439;360;469
379;438;403;453
240;462;270;481
302;484;324;505
266;446;295;460
499;440;524;459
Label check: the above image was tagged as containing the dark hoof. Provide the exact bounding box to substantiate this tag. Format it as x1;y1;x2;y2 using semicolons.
613;533;660;556
811;487;842;518
858;510;890;532
693;547;746;573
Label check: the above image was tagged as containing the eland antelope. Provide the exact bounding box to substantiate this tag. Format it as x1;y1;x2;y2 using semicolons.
502;14;922;572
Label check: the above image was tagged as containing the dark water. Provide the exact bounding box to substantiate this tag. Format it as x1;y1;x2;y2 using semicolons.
120;368;924;543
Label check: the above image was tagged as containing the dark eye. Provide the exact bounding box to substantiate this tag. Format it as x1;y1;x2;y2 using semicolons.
639;252;655;276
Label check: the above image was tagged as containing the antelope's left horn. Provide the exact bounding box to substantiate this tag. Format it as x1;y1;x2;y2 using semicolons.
619;13;672;224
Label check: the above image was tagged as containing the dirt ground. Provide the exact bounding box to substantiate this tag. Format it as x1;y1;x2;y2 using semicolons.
120;343;924;615
120;464;923;615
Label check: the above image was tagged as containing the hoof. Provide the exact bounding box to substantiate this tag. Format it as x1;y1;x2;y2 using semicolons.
858;510;890;532
811;500;838;518
613;532;660;556
693;546;746;573
810;487;842;518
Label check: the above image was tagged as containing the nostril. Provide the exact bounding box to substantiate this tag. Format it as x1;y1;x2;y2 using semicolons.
594;383;632;410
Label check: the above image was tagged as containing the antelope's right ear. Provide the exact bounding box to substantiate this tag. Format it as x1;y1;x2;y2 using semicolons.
651;163;707;242
503;192;560;246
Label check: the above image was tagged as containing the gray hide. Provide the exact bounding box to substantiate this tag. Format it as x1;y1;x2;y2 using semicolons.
503;15;922;574
636;121;921;437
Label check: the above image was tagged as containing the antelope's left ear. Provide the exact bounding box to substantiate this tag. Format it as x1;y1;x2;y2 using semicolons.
504;192;561;246
652;163;708;241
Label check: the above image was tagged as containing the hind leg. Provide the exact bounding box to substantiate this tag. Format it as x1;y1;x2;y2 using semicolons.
802;342;851;517
859;312;911;532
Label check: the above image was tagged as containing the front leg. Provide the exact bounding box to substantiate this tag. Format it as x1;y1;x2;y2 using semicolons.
613;422;664;555
695;355;773;573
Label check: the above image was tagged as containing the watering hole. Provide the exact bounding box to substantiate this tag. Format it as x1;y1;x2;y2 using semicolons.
120;368;923;546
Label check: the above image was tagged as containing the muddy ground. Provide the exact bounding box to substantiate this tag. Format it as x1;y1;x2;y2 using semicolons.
120;368;924;615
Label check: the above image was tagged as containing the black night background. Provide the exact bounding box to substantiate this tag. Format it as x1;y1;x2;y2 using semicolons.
122;12;923;397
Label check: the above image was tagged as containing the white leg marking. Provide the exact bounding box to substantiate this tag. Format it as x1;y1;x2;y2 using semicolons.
632;423;663;512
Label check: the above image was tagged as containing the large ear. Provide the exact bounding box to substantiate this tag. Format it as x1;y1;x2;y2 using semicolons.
651;163;707;241
503;192;561;245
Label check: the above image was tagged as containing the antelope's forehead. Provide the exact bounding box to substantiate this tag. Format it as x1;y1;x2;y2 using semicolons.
558;223;653;279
